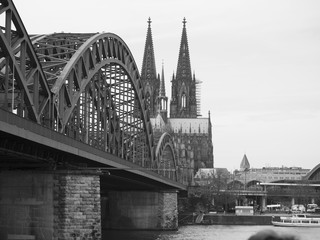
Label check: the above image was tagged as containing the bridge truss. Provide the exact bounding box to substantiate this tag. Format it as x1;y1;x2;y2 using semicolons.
0;0;178;182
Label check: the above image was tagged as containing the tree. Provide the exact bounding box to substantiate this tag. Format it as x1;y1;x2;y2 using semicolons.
186;168;237;212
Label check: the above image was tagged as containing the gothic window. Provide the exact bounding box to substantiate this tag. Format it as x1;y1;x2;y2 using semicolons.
181;93;186;108
160;98;166;111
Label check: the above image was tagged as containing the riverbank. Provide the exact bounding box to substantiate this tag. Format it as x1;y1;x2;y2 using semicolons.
202;214;272;225
179;213;274;225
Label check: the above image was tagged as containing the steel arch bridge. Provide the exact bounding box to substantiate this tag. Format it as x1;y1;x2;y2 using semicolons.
0;0;178;182
155;132;178;181
305;164;320;181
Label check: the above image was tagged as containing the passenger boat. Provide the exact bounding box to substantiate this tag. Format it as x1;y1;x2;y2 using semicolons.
272;214;320;227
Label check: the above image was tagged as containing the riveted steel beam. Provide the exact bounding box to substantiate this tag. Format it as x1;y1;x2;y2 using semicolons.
0;0;51;124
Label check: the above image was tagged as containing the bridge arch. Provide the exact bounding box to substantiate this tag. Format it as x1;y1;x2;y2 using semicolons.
32;32;155;167
155;132;178;181
305;163;320;181
1;1;181;179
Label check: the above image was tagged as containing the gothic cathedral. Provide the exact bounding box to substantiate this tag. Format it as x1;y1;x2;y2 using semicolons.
140;18;214;185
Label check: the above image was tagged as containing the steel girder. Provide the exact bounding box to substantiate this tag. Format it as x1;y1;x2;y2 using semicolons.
32;32;155;168
155;132;178;181
0;0;180;180
0;0;51;124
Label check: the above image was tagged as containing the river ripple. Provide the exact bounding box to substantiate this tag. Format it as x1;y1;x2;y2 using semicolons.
104;225;320;240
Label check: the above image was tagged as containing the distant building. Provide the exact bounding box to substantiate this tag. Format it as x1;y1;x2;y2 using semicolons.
141;18;214;185
191;155;318;212
230;154;311;187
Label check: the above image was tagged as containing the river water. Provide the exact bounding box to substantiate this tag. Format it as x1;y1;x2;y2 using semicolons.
104;225;319;240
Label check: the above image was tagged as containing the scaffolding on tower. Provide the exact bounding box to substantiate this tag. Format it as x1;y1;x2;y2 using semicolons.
195;79;202;117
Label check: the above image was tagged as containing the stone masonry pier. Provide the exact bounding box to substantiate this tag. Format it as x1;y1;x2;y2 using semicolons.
103;190;178;230
0;170;179;240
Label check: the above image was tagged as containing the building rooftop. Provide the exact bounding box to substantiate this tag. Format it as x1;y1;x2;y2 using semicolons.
168;118;210;134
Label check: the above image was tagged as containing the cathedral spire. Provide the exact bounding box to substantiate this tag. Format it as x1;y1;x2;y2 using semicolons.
159;61;166;97
141;17;157;79
170;18;197;118
176;17;192;81
157;61;168;122
141;17;159;118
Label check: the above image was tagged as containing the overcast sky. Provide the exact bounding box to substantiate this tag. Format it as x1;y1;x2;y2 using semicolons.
14;0;320;171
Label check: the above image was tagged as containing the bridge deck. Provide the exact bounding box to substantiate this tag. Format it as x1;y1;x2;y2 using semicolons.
0;108;186;191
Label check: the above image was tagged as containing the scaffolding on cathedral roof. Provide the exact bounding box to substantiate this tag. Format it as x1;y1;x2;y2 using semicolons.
195;77;202;116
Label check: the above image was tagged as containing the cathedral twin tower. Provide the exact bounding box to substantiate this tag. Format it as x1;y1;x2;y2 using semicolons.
140;18;214;179
140;17;199;121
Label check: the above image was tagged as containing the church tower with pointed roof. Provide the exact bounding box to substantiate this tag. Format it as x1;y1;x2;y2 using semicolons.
240;154;250;171
170;18;198;118
140;17;160;118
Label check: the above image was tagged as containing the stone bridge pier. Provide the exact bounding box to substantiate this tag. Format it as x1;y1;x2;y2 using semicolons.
0;170;179;240
0;170;102;240
54;170;102;240
102;190;178;231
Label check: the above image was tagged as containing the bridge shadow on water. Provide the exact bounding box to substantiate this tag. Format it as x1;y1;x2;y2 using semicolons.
102;229;176;240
